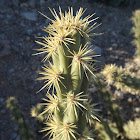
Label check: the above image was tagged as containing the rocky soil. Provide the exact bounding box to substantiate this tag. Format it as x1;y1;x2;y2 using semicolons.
0;0;140;140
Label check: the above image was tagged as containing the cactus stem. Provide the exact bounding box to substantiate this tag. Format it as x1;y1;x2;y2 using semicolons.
68;43;96;80
36;7;101;139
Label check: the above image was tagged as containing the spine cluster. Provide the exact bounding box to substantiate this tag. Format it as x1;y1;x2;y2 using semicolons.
124;118;140;139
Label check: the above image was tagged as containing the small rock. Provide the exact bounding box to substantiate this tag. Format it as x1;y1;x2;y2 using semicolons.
0;97;5;105
6;14;12;19
8;68;15;73
0;41;11;57
114;90;124;100
20;21;25;27
108;47;113;50
27;28;33;35
134;107;140;114
45;19;50;25
10;132;17;140
72;0;78;5
88;88;97;93
1;109;6;113
37;32;41;36
13;124;18;131
40;0;45;6
112;43;118;48
11;46;20;52
31;64;37;70
111;39;115;43
21;11;38;21
0;14;4;19
111;31;117;37
29;83;35;89
0;0;5;5
12;0;19;7
25;36;31;41
29;0;36;8
17;73;22;78
16;135;20;140
88;42;102;55
93;45;102;55
20;3;28;8
35;22;39;26
130;41;134;45
128;97;132;103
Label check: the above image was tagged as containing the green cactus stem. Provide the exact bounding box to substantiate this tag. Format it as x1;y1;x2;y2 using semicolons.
35;7;101;140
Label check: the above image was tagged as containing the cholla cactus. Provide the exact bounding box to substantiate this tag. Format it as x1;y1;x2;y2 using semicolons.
124;118;140;139
101;64;140;94
93;77;124;135
132;10;140;61
35;7;100;139
6;97;34;140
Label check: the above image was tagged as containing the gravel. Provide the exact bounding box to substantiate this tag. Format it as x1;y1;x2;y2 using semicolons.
0;0;140;140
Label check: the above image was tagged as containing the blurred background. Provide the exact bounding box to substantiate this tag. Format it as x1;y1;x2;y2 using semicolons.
0;0;140;140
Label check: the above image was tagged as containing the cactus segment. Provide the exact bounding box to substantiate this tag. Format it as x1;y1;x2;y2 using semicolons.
80;71;91;94
63;91;87;123
70;55;84;93
68;29;81;52
52;51;59;71
57;43;70;74
68;43;96;80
